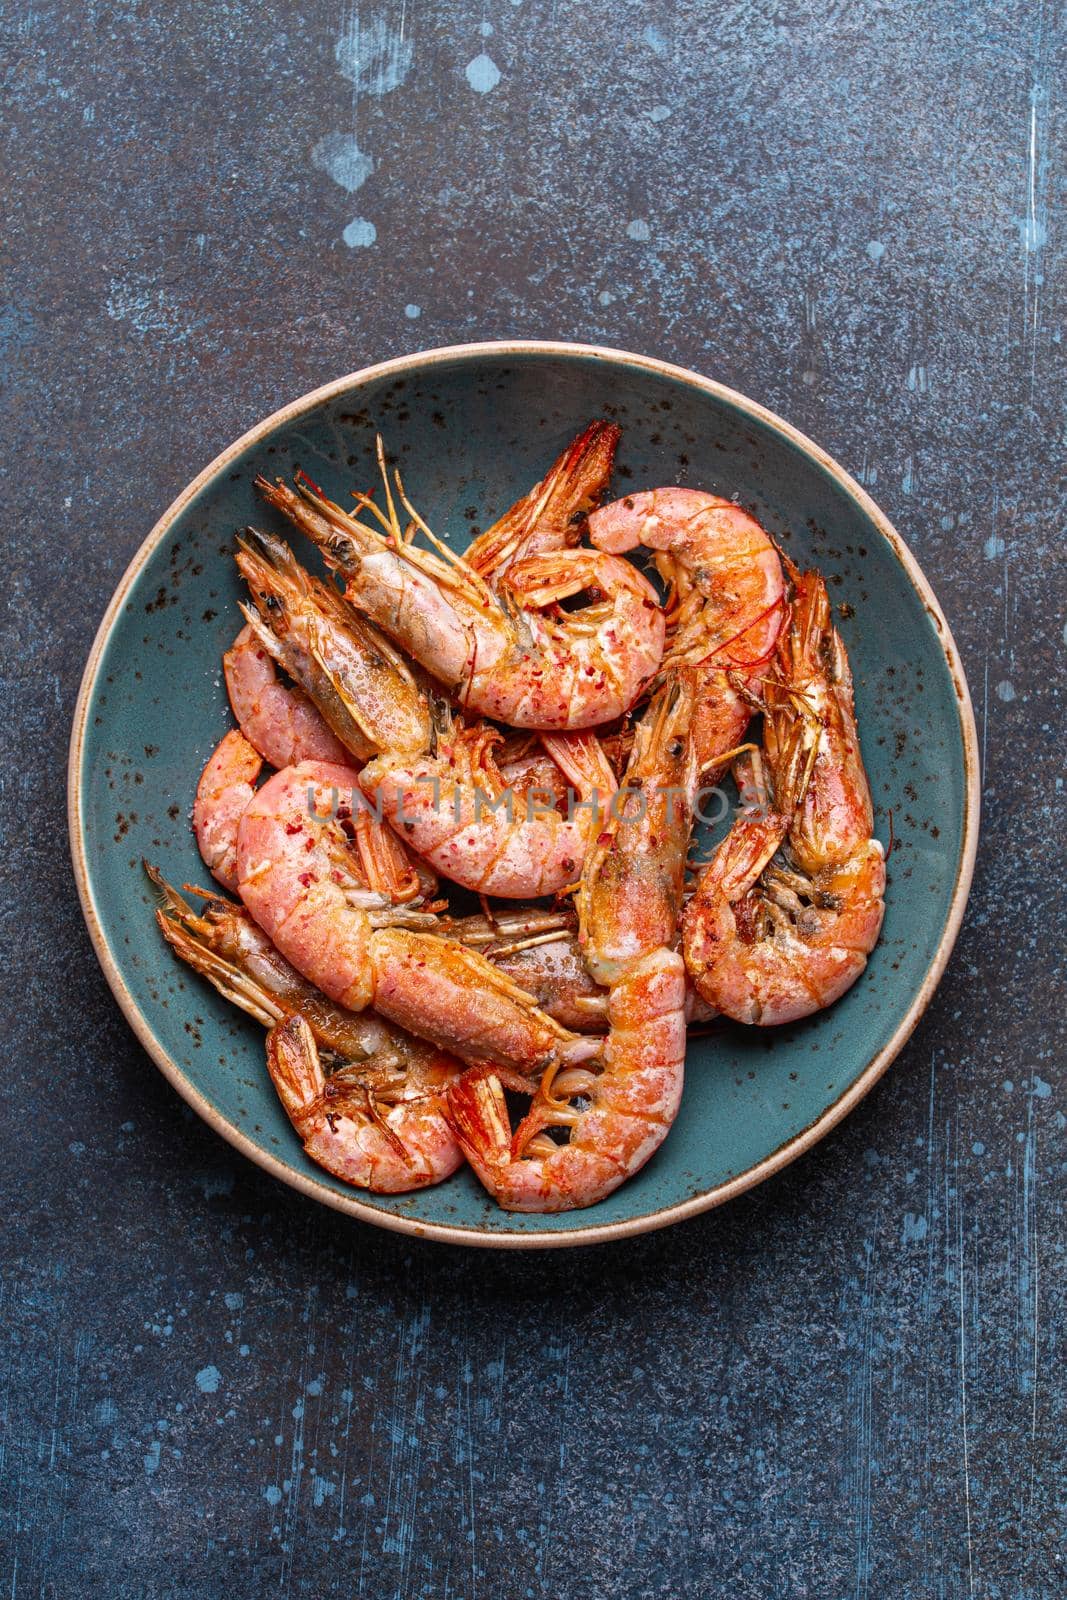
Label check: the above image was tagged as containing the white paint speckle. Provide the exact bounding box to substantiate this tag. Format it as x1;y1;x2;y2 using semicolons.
223;1292;244;1311
105;274;190;341
336;14;413;96
466;53;501;93
598;290;616;306
264;1485;283;1506
643;24;668;55
404;303;421;319
479;20;494;36
983;533;1005;559
902;1212;928;1244
196;1365;221;1394
626;219;651;242
311;132;374;194
649;104;672;122
342;217;377;249
866;240;885;261
1013;215;1047;252
995;679;1016;702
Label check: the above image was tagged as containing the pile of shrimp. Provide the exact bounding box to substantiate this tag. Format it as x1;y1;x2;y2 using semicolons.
148;419;885;1212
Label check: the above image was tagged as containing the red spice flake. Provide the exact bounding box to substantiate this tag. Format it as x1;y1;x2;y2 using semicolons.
298;871;317;887
285;822;302;836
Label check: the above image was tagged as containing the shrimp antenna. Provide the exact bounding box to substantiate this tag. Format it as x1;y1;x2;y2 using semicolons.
303;434;498;613
391;462;497;610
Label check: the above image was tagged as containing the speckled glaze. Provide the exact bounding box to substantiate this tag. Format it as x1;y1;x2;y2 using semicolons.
68;343;978;1245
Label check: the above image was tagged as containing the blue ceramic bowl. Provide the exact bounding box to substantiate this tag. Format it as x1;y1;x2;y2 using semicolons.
68;343;979;1246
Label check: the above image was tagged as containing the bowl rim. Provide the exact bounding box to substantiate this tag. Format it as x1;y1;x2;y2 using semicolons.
68;338;981;1249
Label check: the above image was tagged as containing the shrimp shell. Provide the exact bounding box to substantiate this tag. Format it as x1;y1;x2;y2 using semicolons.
224;623;349;768
236;763;598;1079
359;724;616;899
193;729;263;892
151;868;467;1192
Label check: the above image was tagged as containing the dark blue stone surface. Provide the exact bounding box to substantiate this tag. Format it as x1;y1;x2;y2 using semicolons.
2;2;1062;1595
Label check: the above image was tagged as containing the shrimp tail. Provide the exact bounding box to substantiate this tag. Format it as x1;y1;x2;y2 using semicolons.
266;1015;324;1120
466;420;622;580
446;1069;512;1161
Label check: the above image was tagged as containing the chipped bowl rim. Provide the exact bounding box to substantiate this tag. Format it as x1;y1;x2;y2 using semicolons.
68;339;981;1248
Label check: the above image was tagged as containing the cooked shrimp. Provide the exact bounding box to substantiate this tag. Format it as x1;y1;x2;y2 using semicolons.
465;420;620;580
151;866;465;1191
224;624;349;767
256;449;665;729
236;526;433;760
359;722;616;898
237;763;599;1079
682;564;885;1024
589;488;785;775
267;1016;464;1192
447;677;697;1211
193;729;262;892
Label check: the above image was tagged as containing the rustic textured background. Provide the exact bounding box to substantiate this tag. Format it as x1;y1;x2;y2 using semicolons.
2;2;1063;1595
